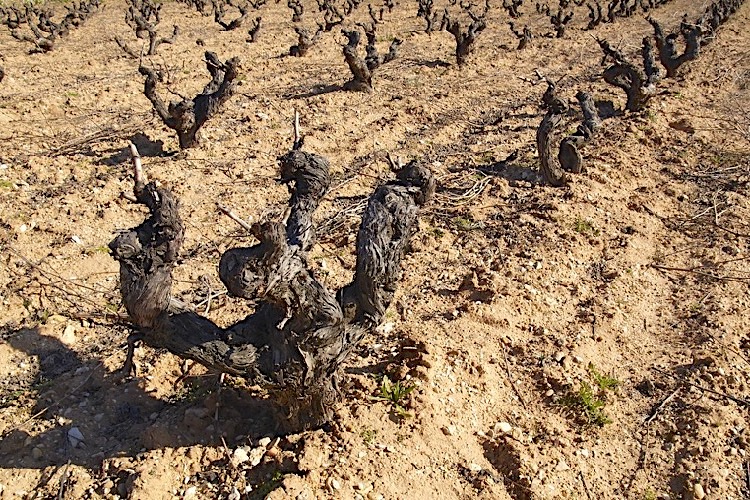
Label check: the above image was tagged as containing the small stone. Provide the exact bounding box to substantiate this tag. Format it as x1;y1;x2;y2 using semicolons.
184;486;197;499
248;446;265;467
469;463;482;472
495;422;512;435
442;425;457;436
554;351;566;363
327;478;341;491
61;324;76;345
693;483;705;499
378;322;395;334
67;427;85;448
579;448;590;458
231;448;249;466
355;482;373;495
555;459;570;471
257;437;272;448
31;447;43;460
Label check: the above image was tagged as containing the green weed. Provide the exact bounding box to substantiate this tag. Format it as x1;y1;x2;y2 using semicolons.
560;363;619;427
573;217;599;236
360;428;377;445
85;245;110;255
560;381;611;427
373;376;415;418
588;363;619;391
452;216;479;232
250;471;285;499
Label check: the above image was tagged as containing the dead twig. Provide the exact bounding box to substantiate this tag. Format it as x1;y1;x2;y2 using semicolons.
220;435;237;470
501;343;527;409
6;246;119;318
56;461;72;500
195;290;227;311
650;263;750;283
644;387;679;424
579;470;593;500
130;142;146;186
218;204;254;233
46;125;141;156
293;108;301;146
653;367;750;407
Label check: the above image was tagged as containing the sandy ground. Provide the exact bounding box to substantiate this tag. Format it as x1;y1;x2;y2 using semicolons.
1;0;750;498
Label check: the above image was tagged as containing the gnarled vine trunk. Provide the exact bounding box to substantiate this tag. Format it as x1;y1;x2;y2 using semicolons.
598;37;659;112
110;145;434;431
139;52;239;149
536;82;569;187
559;91;601;174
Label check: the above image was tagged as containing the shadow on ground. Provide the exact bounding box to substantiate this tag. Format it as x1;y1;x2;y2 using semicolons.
0;326;284;470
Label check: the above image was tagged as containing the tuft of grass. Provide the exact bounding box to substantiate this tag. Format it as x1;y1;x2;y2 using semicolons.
560;363;619;427
0;180;13;189
573;217;599;236
85;245;110;255
250;471;285;499
169;381;210;405
373;376;415;418
452;216;479;232
588;363;619;391
360;428;377;445
1;389;27;408
560;381;611;427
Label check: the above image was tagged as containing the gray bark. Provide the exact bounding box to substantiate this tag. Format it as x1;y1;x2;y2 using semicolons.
110;150;434;430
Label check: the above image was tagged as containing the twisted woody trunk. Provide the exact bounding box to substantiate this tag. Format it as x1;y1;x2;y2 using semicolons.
109;145;434;431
